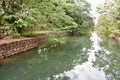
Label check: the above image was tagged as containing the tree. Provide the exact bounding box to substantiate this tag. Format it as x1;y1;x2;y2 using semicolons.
0;0;93;38
97;0;120;36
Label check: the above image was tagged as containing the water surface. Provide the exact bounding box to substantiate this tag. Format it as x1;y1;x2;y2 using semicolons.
0;32;120;80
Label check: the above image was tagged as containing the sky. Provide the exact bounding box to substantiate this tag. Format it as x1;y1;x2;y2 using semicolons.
86;0;105;24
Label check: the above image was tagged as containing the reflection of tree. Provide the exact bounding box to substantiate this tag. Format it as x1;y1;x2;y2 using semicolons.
0;35;91;80
93;38;120;80
37;35;91;79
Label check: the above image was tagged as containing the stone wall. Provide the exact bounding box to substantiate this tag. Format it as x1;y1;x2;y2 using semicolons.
111;33;120;41
0;32;72;59
0;38;38;59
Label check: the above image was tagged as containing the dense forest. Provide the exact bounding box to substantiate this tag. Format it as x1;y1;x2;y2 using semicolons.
0;0;93;39
97;0;120;37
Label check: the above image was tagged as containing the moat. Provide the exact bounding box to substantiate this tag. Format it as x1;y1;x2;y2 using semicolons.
0;32;120;80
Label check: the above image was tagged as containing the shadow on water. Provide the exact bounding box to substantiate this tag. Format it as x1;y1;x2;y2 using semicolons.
0;32;120;80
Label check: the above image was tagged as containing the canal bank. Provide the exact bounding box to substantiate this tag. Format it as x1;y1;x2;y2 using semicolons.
0;32;72;59
111;33;120;42
0;37;38;59
0;32;120;80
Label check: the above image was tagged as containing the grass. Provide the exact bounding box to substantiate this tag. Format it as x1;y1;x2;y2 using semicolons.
21;31;51;36
21;30;70;36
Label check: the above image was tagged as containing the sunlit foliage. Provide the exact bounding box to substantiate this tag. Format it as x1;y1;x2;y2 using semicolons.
0;0;93;38
97;0;120;36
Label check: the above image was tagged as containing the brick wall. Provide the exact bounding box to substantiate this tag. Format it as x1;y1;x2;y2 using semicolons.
0;38;38;59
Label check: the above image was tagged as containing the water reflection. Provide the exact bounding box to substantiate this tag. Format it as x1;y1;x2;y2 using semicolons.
94;37;120;80
52;32;106;80
0;35;91;80
0;32;120;80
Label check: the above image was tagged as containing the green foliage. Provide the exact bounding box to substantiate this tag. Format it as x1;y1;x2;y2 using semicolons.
0;0;93;38
62;1;93;34
97;0;120;37
49;37;66;45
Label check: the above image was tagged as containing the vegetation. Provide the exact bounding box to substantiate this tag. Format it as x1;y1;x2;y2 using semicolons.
97;0;120;37
64;0;94;34
0;0;93;38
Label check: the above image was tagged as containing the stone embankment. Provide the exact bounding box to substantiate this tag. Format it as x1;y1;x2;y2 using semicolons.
0;37;38;59
111;33;120;41
0;32;73;59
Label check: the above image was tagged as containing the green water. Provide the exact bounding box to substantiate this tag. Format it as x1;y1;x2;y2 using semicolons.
0;32;120;80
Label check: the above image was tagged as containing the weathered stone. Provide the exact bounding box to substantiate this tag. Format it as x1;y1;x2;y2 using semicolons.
0;55;4;59
0;53;3;56
0;37;38;59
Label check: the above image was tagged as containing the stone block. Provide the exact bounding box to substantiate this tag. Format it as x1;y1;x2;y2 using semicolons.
0;55;4;59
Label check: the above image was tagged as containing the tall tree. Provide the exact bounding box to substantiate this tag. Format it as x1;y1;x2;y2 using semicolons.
97;0;120;36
